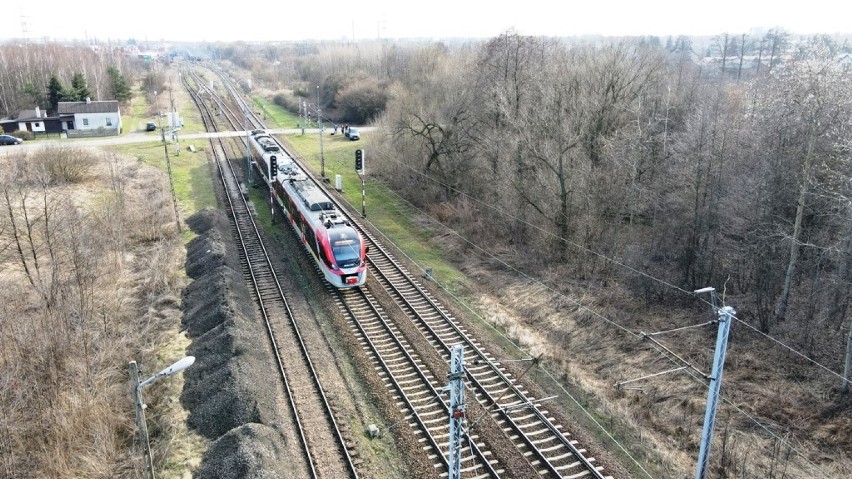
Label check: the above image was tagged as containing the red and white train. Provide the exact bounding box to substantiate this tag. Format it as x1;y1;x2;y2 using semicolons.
249;130;367;287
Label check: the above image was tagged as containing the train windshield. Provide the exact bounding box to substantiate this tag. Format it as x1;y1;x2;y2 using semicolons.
329;230;362;268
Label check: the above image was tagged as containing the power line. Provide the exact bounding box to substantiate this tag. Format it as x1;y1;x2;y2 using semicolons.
340;183;659;476
539;366;658;479
382;157;696;296
379;154;848;385
678;361;832;478
733;314;847;383
363;181;642;338
336;175;837;477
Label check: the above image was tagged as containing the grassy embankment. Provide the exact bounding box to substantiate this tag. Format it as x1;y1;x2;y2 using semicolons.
110;79;214;478
250;98;664;478
113;83;216;241
254;97;470;293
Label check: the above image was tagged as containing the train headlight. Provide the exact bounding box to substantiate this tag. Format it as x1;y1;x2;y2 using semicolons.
331;264;339;271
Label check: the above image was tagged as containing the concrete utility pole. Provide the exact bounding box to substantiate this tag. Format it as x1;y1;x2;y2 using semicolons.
694;287;735;479
245;109;252;185
155;91;181;234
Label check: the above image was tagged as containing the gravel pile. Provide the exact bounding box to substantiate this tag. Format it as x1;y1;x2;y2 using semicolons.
181;208;292;477
193;423;295;479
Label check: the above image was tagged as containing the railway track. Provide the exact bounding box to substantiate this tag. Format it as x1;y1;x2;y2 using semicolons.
201;65;614;478
336;283;503;478
182;69;359;479
355;232;610;478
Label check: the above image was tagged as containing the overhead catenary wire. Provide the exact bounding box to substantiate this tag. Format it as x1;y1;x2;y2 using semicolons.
341;183;659;477
336;172;838;477
615;366;689;390
642;335;710;380
677;361;832;478
378;154;848;384
733;314;848;383
643;320;716;337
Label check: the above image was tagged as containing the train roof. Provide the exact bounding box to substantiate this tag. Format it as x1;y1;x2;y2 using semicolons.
293;182;334;211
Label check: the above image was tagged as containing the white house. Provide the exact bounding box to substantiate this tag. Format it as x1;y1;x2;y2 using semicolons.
58;98;122;137
0;106;64;137
14;106;47;133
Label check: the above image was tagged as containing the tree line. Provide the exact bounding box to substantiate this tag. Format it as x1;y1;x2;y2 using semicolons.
217;32;852;389
381;33;852;381
0;43;138;117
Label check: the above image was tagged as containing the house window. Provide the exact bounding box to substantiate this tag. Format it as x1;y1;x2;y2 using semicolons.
34;122;41;128
83;118;89;126
106;117;112;126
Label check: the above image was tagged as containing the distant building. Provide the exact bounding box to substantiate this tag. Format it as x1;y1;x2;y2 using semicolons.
0;106;63;136
59;98;122;137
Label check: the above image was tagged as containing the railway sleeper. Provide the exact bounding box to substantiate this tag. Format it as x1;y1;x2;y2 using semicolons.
406;389;433;400
549;451;579;462
416;408;445;420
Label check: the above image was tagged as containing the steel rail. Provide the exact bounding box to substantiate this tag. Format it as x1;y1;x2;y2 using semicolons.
183;70;358;479
205;65;607;479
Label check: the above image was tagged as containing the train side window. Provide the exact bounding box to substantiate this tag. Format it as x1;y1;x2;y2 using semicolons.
304;228;319;257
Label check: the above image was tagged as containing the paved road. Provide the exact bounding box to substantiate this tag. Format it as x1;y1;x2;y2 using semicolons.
1;127;363;154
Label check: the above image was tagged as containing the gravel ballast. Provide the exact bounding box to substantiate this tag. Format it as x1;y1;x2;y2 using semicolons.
181;208;292;477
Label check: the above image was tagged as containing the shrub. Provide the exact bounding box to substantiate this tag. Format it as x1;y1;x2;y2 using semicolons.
11;130;33;140
272;92;299;113
31;145;98;184
336;79;388;124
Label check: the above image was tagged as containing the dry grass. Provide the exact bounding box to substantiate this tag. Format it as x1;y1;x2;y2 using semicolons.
470;259;852;478
0;147;200;478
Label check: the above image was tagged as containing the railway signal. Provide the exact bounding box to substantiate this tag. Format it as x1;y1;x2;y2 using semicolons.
355;149;366;217
269;155;277;223
355;148;364;175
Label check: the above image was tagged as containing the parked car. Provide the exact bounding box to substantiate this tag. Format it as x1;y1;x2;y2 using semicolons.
146;122;157;131
345;127;360;141
0;134;23;145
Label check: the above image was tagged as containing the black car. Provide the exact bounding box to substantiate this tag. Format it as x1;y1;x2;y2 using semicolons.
146;122;157;131
0;134;23;145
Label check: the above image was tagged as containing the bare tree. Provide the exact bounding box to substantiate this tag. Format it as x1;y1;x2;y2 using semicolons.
765;29;790;75
773;37;850;323
714;33;732;78
736;33;748;82
474;33;553;247
388;51;483;202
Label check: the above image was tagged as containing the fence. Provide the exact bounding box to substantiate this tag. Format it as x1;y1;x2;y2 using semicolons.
66;127;120;138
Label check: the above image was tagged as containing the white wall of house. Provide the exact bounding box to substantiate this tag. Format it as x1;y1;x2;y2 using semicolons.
17;121;46;132
74;112;121;130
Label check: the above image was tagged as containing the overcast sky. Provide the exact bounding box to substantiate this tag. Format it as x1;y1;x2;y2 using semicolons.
2;1;850;43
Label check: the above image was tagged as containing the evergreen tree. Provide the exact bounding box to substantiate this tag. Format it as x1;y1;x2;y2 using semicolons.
47;75;65;113
71;72;92;101
23;83;46;110
107;66;131;103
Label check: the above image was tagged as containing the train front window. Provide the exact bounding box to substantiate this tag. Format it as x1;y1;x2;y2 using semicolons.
330;231;362;268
